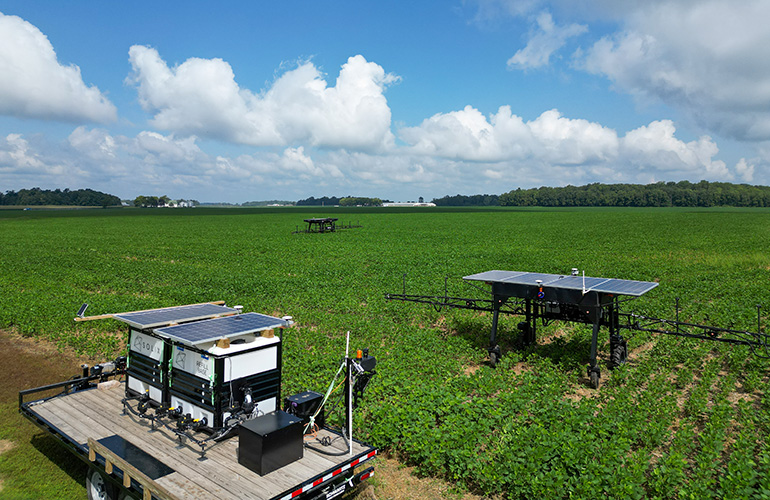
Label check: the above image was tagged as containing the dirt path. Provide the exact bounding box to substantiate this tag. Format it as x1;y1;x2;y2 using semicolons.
0;330;98;402
0;329;97;498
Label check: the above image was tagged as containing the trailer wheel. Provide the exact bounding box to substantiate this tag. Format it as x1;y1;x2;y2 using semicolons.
117;490;137;500
86;468;116;500
489;351;498;367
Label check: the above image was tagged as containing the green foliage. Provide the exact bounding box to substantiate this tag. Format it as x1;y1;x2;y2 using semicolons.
297;195;388;206
500;180;770;207
339;196;382;207
1;206;770;498
296;195;343;206
432;193;500;206
133;194;171;207
0;187;121;207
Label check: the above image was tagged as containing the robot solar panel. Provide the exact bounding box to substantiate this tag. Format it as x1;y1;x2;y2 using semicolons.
113;303;237;329
154;312;287;346
463;270;658;297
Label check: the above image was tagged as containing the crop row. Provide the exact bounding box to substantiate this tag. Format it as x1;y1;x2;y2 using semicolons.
1;206;769;498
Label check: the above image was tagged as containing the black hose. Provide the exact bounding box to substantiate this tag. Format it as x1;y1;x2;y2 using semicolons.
304;427;350;456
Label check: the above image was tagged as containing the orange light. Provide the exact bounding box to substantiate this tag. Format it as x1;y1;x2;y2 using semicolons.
356;349;363;359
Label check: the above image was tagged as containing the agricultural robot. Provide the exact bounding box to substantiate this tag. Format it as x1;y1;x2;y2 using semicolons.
386;269;769;388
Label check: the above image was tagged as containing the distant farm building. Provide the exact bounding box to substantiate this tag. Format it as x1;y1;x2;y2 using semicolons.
382;202;436;207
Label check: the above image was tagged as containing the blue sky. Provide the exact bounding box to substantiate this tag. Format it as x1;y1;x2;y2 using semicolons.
1;1;768;203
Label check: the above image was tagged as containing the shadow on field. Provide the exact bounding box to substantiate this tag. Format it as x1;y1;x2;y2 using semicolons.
451;315;593;370
29;433;89;485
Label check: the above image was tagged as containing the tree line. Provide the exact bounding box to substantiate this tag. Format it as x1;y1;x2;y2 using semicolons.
432;194;500;206
432;181;770;207
499;181;770;207
133;195;170;207
133;195;199;207
0;187;121;207
297;195;384;206
296;196;343;206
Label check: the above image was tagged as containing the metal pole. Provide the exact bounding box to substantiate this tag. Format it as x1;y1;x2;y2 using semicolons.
589;320;600;370
347;358;353;457
525;298;531;343
345;331;353;457
490;307;499;347
675;297;680;334
444;276;448;302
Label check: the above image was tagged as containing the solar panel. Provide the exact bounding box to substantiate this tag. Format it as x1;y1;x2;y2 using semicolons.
154;312;287;346
463;270;526;283
505;272;556;286
595;278;659;296
463;270;658;297
113;303;237;329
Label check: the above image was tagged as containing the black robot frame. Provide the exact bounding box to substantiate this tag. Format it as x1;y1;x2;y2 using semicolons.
386;271;769;388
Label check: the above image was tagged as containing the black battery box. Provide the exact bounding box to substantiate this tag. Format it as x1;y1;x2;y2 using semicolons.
284;391;325;432
238;410;303;476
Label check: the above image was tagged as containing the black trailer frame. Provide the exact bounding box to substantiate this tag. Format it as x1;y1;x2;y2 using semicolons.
22;302;378;500
19;367;377;500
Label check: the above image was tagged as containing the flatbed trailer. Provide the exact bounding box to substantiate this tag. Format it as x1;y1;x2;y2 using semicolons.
20;375;377;500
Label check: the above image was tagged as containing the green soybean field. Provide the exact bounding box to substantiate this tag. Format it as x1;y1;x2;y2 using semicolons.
1;206;770;499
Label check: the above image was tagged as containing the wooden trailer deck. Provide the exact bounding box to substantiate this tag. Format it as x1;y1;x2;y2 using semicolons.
23;381;376;500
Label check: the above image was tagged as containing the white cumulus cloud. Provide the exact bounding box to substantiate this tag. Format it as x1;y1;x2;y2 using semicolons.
507;11;587;70
1;134;46;170
529;109;618;164
127;46;399;151
0;12;116;123
278;146;343;179
69;127;118;159
399;105;740;184
734;158;754;183
475;1;770;142
579;0;770;141
400;105;618;164
620;120;730;179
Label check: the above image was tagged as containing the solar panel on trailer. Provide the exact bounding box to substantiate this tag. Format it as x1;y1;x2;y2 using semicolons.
113;303;237;329
464;270;658;297
154;312;287;346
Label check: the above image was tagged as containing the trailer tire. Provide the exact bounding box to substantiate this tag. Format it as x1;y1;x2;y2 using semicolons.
117;490;138;500
86;468;117;500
